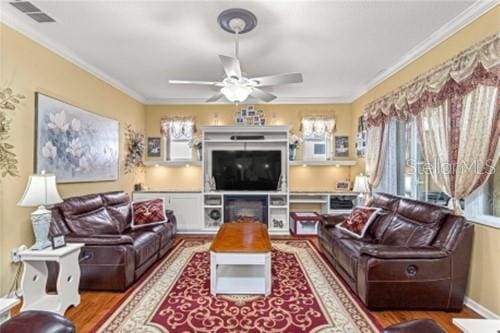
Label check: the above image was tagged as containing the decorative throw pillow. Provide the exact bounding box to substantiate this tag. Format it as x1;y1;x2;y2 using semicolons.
337;206;381;239
131;198;168;229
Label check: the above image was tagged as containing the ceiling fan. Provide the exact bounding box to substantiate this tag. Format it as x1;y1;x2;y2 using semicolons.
169;8;303;103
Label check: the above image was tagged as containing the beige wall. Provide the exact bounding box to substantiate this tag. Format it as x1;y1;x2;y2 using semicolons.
350;6;500;315
145;104;354;192
0;24;146;295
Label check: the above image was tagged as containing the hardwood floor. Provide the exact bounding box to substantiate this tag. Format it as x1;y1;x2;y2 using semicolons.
14;235;481;332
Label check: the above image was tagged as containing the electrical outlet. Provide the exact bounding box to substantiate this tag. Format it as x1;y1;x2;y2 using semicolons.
10;248;21;263
10;245;27;263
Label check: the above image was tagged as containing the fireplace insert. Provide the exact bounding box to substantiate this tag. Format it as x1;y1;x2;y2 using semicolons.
224;195;268;225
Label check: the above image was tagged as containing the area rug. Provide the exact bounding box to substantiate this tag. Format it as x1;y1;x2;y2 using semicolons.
93;240;382;333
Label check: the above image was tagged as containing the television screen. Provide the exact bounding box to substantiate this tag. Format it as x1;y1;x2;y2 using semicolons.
212;150;282;191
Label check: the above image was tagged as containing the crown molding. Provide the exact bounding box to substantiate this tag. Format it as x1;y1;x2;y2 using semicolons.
0;9;146;104
144;96;353;105
351;0;499;102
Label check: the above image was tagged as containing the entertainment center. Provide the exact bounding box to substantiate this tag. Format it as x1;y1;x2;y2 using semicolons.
202;126;290;234
134;126;358;235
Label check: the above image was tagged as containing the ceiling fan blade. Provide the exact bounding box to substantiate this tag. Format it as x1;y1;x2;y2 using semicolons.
169;80;222;86
219;55;242;79
250;88;277;103
251;72;303;87
206;92;224;102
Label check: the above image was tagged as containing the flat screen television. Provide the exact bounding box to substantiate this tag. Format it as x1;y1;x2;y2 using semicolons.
212;150;282;191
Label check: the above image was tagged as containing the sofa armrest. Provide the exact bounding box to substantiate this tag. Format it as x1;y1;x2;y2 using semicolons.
320;214;348;227
359;245;450;259
65;234;134;246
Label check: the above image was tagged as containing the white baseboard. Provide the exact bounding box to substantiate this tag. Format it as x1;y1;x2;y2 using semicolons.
464;296;500;319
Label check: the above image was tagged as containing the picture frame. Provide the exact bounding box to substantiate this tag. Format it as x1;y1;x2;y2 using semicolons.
35;93;119;183
335;136;349;157
147;137;161;157
234;105;266;126
335;180;350;191
51;234;66;249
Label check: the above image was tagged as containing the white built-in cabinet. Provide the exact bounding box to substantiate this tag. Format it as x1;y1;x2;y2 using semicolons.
132;192;203;232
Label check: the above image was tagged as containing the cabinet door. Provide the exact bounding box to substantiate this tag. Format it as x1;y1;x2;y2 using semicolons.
169;194;203;231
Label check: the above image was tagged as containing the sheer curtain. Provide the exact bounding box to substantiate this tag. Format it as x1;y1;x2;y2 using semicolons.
374;119;398;195
366;122;388;189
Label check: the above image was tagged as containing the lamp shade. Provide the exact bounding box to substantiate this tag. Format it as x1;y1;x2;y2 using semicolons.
353;174;370;193
18;172;63;207
221;85;252;103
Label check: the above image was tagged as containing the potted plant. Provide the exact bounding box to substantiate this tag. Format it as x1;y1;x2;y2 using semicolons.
189;136;202;161
289;133;303;161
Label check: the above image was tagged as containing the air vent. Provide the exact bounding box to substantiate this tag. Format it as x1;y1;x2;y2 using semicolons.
9;1;40;13
27;12;55;23
9;1;55;23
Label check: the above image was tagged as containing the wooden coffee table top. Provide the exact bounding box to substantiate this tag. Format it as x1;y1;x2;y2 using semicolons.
210;222;272;253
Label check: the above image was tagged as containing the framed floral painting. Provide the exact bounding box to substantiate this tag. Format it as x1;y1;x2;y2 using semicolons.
35;93;119;183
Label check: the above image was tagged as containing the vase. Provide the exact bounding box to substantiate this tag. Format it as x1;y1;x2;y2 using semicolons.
196;148;202;161
289;146;297;161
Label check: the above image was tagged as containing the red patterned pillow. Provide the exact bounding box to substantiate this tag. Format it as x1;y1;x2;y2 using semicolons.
337;206;381;239
131;198;168;229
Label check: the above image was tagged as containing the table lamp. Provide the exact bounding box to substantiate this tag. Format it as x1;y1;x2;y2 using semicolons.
353;174;370;206
18;171;63;250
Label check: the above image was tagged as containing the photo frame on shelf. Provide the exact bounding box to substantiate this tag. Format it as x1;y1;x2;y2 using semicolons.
335;180;351;191
147;137;161;157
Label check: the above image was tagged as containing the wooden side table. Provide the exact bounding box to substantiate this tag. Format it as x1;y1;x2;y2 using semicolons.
19;243;83;315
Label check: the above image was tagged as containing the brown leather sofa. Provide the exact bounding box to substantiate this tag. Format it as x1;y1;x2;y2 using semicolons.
318;192;473;311
49;191;177;291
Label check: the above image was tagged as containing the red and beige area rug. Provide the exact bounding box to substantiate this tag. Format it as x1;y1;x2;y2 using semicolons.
94;240;382;333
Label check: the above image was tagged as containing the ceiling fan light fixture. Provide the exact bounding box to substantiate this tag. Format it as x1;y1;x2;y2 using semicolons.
221;85;252;103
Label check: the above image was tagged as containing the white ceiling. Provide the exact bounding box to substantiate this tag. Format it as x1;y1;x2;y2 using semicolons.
1;1;495;104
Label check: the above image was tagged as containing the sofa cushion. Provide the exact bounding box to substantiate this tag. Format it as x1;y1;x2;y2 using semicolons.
61;194;120;235
381;198;449;246
127;230;160;267
337;207;381;239
132;198;168;229
107;204;132;233
140;223;173;249
367;193;400;241
101;191;130;206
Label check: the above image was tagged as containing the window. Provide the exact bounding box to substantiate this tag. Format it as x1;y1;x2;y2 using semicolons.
383;117;499;224
161;117;195;161
379;118;448;207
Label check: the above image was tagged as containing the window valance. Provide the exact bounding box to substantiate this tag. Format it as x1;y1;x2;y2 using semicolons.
160;117;196;140
364;33;500;127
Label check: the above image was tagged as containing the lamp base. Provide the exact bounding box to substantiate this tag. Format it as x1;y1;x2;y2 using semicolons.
30;206;52;250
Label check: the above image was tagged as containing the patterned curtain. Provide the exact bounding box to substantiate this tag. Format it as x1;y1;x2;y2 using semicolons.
365;34;499;126
416;85;499;214
365;122;388;188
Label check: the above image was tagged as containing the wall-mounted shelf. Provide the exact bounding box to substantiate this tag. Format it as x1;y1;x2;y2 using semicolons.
143;160;202;167
289;159;356;166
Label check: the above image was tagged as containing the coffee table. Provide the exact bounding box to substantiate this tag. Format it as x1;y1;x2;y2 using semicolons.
210;222;272;296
